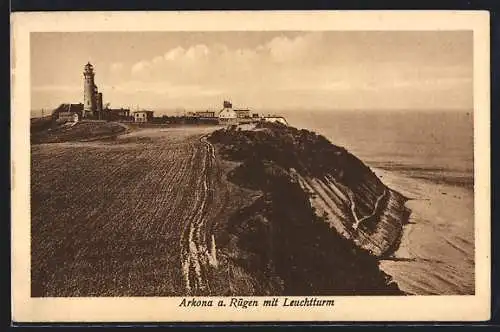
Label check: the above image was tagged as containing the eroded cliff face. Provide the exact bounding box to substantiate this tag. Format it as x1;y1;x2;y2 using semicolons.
208;122;409;295
294;169;409;257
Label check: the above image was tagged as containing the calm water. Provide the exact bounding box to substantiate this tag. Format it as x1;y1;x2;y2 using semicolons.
282;109;474;188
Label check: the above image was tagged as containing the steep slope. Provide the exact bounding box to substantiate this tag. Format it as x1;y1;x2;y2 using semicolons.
208;122;410;295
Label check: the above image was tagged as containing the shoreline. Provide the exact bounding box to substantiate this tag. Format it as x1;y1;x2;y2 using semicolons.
370;166;475;295
370;164;473;191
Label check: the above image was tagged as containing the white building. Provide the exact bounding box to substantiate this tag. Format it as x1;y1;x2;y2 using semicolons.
57;111;79;123
218;108;237;124
263;116;288;126
234;109;251;119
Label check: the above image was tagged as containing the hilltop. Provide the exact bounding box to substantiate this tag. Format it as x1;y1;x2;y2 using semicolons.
31;120;129;144
207;122;409;295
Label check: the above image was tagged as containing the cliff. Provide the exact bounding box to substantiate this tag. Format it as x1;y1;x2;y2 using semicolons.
208;122;410;295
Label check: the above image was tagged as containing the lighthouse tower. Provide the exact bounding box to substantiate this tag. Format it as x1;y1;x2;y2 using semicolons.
83;62;96;118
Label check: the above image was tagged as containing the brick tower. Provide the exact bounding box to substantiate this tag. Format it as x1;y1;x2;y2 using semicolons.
83;62;96;118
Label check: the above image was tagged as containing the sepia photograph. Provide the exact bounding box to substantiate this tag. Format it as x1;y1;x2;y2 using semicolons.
11;11;490;322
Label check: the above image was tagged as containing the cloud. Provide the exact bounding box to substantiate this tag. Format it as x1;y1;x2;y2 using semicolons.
104;32;471;110
164;46;185;61
131;60;151;75
110;62;124;73
124;34;322;87
103;80;225;98
185;44;210;60
152;56;163;64
265;32;324;63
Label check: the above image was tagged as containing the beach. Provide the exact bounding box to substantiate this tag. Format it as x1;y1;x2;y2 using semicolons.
374;168;474;295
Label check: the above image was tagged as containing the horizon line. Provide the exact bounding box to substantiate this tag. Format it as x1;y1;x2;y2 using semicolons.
31;106;473;113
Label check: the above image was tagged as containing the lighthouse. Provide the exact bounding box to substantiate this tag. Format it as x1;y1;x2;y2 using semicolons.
83;62;97;118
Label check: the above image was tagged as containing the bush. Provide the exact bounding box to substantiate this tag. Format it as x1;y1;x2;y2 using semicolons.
209;122;379;187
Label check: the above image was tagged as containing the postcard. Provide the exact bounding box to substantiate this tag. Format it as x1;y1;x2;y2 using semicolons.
11;10;490;322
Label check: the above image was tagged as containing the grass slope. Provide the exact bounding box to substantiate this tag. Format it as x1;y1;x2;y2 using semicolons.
31;121;128;144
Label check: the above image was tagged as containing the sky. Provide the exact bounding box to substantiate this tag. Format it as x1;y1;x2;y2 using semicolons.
31;31;472;113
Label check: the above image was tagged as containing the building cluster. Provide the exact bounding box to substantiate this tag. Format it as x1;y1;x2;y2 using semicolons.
55;63;287;127
187;100;288;126
56;62;154;123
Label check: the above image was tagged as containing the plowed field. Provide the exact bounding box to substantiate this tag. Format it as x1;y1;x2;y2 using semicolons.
31;126;230;296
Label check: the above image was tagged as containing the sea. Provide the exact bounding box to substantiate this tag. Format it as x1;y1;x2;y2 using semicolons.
281;109;475;295
282;109;474;188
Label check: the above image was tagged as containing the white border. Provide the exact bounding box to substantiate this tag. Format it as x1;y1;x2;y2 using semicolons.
11;11;491;322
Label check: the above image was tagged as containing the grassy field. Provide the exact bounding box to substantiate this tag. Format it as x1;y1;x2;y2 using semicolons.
30;116;55;133
31;126;245;296
31;121;128;144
